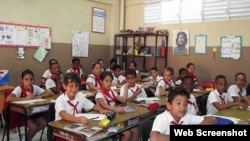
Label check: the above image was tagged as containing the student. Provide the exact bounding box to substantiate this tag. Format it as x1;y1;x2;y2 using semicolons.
97;58;105;72
227;72;249;103
95;71;134;141
112;64;126;87
175;67;188;87
181;76;199;115
129;61;141;81
149;88;216;141
105;57;117;72
66;58;84;80
155;67;175;97
45;62;64;95
206;75;247;115
173;31;188;55
40;58;58;88
120;69;147;101
55;73;108;140
143;67;162;83
186;62;199;86
6;69;52;141
86;62;102;91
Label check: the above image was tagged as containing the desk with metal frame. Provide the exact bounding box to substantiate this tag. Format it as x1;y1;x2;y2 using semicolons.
215;108;250;120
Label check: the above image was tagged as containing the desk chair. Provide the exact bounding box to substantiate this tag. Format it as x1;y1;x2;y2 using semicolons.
138;119;154;141
40;103;55;141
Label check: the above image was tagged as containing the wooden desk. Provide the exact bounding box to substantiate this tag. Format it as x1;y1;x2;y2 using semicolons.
6;94;60;141
49;97;167;140
215;108;250;120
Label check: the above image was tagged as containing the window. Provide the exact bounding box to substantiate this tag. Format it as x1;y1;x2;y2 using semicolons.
144;0;250;24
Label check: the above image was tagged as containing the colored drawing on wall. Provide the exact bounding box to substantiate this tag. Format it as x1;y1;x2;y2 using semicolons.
220;36;242;60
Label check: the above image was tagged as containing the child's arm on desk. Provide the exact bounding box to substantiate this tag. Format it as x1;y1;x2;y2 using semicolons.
213;101;244;111
150;131;170;141
96;98;125;114
92;105;109;114
41;90;53;98
59;110;90;124
87;82;99;91
6;93;35;102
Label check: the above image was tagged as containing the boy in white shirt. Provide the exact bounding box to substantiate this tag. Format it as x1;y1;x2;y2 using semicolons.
227;72;249;103
149;88;216;141
112;64;126;87
155;67;175;97
143;67;163;83
206;75;247;115
120;69;147;101
175;68;187;87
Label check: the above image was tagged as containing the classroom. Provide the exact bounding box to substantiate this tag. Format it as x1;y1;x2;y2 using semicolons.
0;0;250;141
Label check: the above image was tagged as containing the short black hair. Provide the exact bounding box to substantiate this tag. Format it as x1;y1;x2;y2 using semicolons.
63;73;81;86
92;62;101;69
168;88;189;104
130;61;137;68
21;69;34;79
49;59;57;65
100;71;113;81
50;62;60;69
72;58;80;64
235;72;246;80
125;69;136;77
215;75;227;82
112;64;122;71
179;68;187;75
181;75;194;84
150;67;158;71
110;58;117;64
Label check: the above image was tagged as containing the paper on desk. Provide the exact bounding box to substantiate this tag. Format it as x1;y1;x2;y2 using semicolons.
135;97;160;102
124;106;136;113
13;99;46;104
75;113;105;121
204;114;240;124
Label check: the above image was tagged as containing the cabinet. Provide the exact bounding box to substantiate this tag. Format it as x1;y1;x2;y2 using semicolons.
114;33;168;72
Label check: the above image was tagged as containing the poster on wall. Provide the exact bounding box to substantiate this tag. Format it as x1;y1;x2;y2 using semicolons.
72;31;89;57
173;29;189;55
92;7;106;33
195;34;207;54
220;36;242;60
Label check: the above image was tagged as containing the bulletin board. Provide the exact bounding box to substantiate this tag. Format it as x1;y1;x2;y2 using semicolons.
0;22;51;49
220;36;242;60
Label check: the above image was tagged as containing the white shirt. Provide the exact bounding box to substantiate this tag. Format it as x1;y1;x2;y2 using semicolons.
187;94;199;115
66;67;84;78
42;69;52;79
175;78;182;86
227;84;246;99
45;78;57;95
155;79;175;96
206;89;231;115
112;74;126;85
120;84;147;99
12;85;44;97
86;74;101;90
95;89;118;106
148;75;163;83
55;92;94;120
151;111;204;135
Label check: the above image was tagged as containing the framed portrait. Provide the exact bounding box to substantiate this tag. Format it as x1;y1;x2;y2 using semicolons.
173;29;189;55
92;7;106;33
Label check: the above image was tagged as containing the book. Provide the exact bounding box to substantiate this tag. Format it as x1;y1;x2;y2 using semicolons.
64;123;103;138
33;47;48;62
86;132;108;141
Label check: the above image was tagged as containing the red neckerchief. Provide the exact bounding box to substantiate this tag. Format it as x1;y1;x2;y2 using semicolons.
187;72;198;83
188;99;198;111
114;76;120;84
89;73;101;86
170;120;183;125
50;74;65;93
20;84;33;97
64;93;79;116
71;67;80;75
130;86;139;95
161;79;171;89
219;95;225;104
99;86;116;105
238;89;243;97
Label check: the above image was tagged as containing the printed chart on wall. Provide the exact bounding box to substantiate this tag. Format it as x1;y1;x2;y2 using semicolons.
72;31;89;57
220;36;242;60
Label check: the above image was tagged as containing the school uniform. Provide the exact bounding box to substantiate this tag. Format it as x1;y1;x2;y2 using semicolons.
9;85;45;129
120;84;147;99
155;79;175;96
55;92;94;120
105;67;112;72
151;111;204;135
41;69;52;79
187;94;199;115
175;77;182;86
148;75;163;83
45;75;63;95
206;89;231;115
227;84;247;99
66;67;84;78
86;74;101;90
112;73;126;85
187;72;198;85
95;88;118;106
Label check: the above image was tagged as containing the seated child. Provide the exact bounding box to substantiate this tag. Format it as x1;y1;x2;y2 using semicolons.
181;76;199;115
206;75;247;115
149;88;216;141
105;57;117;72
45;62;64;95
86;62;102;91
129;61;141;82
175;67;187;87
40;58;58;88
186;62;199;87
66;57;85;82
55;73;108;140
95;71;135;141
6;69;52;141
155;67;175;97
120;69;147;101
112;64;126;87
227;72;249;103
97;58;105;72
142;67;163;83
